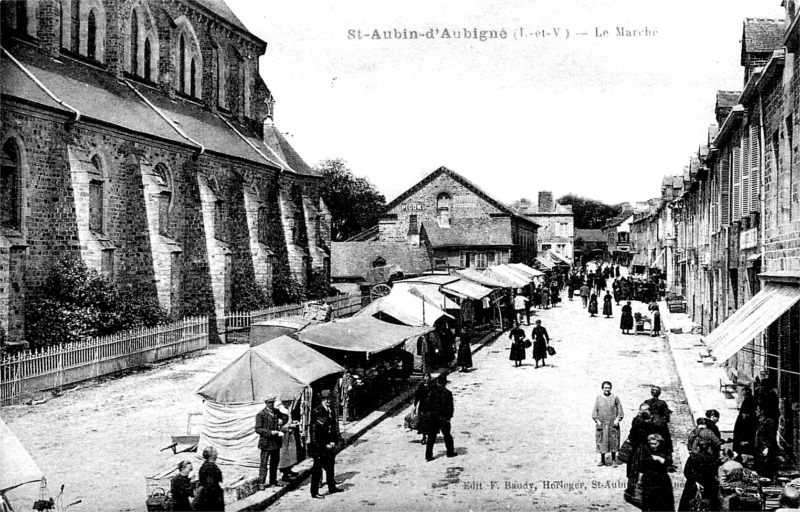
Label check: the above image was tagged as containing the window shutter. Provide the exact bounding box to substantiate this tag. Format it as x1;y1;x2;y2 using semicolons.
732;146;741;220
720;155;730;225
750;125;760;213
742;133;750;215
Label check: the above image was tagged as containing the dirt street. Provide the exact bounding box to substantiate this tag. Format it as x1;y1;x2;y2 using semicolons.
268;290;694;511
2;343;249;512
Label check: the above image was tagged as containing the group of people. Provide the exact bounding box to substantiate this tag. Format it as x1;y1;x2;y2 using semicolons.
508;319;551;368
167;390;345;510
512;281;563;327
594;378;788;512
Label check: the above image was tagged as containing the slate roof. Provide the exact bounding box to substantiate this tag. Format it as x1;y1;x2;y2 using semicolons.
386;167;539;229
602;210;634;229
422;218;514;247
1;46;319;176
511;200;573;215
330;241;433;279
742;18;787;57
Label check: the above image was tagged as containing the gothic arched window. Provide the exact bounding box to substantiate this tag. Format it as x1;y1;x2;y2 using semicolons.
87;9;97;60
1;140;20;230
130;9;139;72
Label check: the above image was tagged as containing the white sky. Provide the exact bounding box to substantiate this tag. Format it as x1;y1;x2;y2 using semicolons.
226;0;786;206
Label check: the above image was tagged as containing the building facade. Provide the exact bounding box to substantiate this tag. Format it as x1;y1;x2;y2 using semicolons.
655;13;799;465
602;211;635;264
0;0;331;342
512;192;575;261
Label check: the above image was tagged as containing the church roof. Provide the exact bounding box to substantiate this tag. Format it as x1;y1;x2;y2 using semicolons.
742;18;787;58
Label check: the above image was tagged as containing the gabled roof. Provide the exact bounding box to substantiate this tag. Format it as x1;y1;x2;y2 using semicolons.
330;241;433;279
742;18;787;62
423;218;515;247
190;0;265;46
385;166;538;228
715;90;741;123
602;210;634;229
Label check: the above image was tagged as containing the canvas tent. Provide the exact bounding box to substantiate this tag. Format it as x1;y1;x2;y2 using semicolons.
0;415;43;496
295;316;433;358
195;336;345;467
354;288;453;327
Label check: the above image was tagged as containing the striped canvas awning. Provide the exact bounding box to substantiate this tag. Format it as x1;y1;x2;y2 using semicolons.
705;283;800;364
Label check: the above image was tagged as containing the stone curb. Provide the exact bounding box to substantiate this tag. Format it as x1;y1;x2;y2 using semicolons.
230;328;503;511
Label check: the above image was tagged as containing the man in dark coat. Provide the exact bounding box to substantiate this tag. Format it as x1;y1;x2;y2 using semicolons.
309;390;343;498
421;378;456;461
255;399;285;489
754;405;778;479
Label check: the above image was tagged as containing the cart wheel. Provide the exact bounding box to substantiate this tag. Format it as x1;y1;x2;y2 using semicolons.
370;284;392;302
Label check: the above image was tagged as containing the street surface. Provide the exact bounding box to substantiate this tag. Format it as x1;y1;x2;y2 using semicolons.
269;289;695;511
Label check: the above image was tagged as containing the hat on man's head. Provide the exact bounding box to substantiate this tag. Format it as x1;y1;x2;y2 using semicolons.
319;389;332;399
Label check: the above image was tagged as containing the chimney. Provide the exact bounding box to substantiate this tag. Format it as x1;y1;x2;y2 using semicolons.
538;191;554;212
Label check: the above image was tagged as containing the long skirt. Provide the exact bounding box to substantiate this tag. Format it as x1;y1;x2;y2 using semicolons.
509;342;526;361
603;301;612;316
620;313;634;330
532;339;547;361
588;301;598;314
456;339;473;368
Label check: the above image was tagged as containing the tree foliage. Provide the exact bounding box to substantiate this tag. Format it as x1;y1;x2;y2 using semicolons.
557;194;623;229
315;158;386;241
25;255;170;349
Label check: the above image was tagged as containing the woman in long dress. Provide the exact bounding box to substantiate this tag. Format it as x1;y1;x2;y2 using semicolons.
602;291;613;318
625;405;658;507
194;446;224;511
588;293;599;317
620;301;634;334
639;434;675;512
531;320;549;368
508;322;526;367
456;336;473;371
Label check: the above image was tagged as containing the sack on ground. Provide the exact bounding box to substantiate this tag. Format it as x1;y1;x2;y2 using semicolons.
546;346;556;356
404;411;419;430
617;439;633;463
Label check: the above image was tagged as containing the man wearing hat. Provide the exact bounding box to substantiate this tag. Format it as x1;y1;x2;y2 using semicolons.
420;377;456;462
255;398;285;489
309;389;343;499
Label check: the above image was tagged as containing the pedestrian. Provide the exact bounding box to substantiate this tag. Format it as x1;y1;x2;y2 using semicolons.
620;301;634;334
754;404;778;480
624;404;658;507
309;390;344;499
733;388;758;457
194;446;224;511
277;400;302;482
588;292;598;317
705;409;722;442
757;378;780;422
255;399;284;490
524;292;533;324
421;378;456;462
592;381;624;467
567;281;575;301
580;282;590;308
615;264;621;278
513;290;529;326
508;321;527;367
718;448;745;511
550;282;560;307
602;291;613;318
640;434;675;512
687;418;721;457
677;440;719;512
456;336;473;372
170;460;194;512
414;374;433;444
643;386;673;467
531;319;550;369
541;288;550;309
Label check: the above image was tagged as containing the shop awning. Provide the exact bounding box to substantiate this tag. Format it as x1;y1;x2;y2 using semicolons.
354;289;453;326
545;250;573;266
391;282;460;310
535;257;556;270
484;265;530;288
0;415;43;493
453;268;508;288
508;263;544;277
296;316;434;356
705;283;800;364
441;279;494;300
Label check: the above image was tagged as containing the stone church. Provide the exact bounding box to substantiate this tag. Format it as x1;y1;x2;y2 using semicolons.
0;0;331;343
